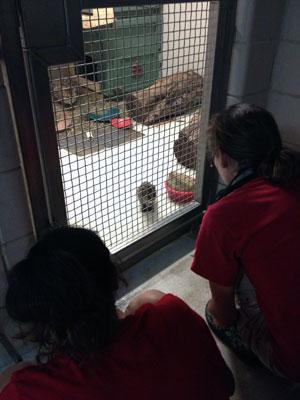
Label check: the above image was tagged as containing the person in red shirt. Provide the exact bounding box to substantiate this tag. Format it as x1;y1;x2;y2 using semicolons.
192;103;300;381
0;227;234;400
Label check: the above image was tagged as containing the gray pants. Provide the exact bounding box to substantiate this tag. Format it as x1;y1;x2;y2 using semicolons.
235;274;285;379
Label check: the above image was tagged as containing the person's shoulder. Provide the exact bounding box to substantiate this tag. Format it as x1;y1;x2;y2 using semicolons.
205;177;267;217
202;200;231;229
0;363;41;399
0;356;75;400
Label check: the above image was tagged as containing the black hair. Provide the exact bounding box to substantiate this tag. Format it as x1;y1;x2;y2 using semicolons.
209;103;300;184
5;226;120;363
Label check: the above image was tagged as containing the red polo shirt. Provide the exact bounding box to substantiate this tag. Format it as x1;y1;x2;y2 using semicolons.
0;294;233;400
192;177;300;381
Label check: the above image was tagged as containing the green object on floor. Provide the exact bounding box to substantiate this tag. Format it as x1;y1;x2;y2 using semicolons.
88;107;121;122
114;5;162;19
83;14;162;97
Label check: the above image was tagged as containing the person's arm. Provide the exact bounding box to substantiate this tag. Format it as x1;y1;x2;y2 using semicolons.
124;289;166;316
207;281;237;327
0;362;36;393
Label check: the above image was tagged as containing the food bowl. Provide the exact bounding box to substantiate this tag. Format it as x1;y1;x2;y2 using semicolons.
111;118;133;129
165;180;194;203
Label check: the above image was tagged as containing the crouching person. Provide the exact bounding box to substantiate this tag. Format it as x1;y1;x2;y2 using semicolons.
0;227;234;400
192;103;300;382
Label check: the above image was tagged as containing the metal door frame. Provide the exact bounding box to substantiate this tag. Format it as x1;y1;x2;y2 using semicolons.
0;0;237;266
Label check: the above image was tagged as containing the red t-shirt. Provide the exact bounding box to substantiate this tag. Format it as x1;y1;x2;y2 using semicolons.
191;177;300;381
0;294;233;400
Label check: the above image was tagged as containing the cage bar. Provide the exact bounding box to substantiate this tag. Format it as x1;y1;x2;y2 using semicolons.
48;2;218;253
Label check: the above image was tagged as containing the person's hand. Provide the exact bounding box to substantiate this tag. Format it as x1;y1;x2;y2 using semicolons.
207;281;238;327
116;308;126;319
206;298;237;328
125;289;166;316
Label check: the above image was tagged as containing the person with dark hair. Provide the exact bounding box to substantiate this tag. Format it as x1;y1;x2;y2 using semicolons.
192;103;300;381
0;227;234;400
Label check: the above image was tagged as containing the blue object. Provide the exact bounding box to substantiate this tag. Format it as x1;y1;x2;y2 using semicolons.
88;107;121;122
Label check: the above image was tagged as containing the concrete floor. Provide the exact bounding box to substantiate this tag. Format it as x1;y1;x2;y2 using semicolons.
117;233;300;400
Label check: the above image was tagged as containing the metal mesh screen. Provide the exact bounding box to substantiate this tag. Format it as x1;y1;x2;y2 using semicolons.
48;2;218;253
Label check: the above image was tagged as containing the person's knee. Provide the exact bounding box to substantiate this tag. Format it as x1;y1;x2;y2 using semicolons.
125;290;166;316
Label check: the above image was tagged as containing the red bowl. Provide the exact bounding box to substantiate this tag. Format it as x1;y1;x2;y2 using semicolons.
165;180;194;203
111;118;133;129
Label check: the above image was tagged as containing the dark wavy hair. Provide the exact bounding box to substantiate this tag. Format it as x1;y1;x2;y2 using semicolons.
209;103;300;184
5;227;120;363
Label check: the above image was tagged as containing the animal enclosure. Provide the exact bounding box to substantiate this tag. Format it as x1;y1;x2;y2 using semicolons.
48;3;219;253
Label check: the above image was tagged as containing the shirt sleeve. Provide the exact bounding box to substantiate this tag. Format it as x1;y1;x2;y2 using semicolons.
191;206;240;287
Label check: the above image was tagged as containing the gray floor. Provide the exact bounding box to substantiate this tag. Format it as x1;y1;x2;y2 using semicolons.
118;233;300;400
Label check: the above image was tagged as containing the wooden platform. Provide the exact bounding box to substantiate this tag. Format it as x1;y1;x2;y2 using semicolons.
82;8;115;30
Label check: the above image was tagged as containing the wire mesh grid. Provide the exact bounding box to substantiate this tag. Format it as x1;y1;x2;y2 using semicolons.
48;2;219;253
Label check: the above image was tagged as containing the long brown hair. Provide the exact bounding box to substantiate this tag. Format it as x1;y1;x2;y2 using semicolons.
209;103;300;184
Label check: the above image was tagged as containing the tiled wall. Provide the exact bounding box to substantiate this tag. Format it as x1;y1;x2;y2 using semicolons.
219;0;300;190
226;0;300;154
0;65;35;367
216;0;286;190
226;0;286;108
268;0;300;151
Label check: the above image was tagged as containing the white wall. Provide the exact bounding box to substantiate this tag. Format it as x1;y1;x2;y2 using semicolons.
226;0;300;153
267;0;300;152
161;2;210;77
226;0;286;107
